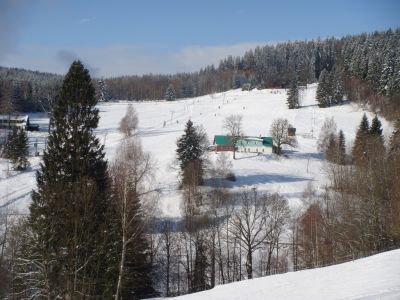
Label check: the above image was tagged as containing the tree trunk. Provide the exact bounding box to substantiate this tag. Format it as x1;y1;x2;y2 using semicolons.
210;231;216;288
246;248;253;279
115;237;126;300
115;190;128;300
217;227;225;284
166;244;170;296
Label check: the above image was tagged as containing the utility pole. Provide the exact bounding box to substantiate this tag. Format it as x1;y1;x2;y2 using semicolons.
310;107;316;139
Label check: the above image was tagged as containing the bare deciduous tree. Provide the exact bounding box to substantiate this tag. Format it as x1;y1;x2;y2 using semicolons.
223;114;243;159
110;137;154;300
160;220;176;297
229;189;268;279
263;193;290;275
270;118;297;155
317;117;337;153
119;104;139;138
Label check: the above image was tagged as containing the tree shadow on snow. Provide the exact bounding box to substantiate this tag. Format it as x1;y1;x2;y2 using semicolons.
231;173;312;187
204;173;312;189
284;150;323;160
137;128;182;138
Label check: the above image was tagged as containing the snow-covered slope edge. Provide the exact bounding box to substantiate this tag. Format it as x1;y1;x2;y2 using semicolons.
170;249;400;300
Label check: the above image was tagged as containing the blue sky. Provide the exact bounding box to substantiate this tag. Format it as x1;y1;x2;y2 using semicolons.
0;0;399;77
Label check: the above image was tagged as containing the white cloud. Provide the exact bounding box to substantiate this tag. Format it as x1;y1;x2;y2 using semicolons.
0;42;266;77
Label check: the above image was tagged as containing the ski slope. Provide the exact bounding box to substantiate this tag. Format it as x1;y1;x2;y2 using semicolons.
0;84;393;216
169;249;400;300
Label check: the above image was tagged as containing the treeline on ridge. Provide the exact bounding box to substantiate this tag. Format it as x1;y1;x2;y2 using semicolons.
0;29;399;119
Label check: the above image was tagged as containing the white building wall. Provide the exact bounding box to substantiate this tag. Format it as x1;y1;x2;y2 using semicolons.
238;146;272;153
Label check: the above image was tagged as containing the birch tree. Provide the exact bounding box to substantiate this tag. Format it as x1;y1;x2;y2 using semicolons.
110;137;155;299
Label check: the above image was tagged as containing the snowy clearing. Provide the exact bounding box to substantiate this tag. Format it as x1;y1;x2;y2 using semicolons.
0;84;393;216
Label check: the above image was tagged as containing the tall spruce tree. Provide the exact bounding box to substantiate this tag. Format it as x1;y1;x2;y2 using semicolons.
337;130;346;165
287;75;300;109
368;115;385;161
325;133;337;163
352;113;370;165
28;61;111;298
176;120;204;186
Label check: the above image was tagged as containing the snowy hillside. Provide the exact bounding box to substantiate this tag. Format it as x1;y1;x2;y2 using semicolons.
0;84;393;215
169;249;400;300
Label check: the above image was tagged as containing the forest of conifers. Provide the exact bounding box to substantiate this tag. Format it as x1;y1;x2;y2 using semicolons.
0;28;399;119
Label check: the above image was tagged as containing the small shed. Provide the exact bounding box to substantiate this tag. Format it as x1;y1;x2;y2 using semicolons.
288;127;296;137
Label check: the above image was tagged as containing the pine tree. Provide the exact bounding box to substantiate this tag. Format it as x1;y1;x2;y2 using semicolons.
325;133;337;163
97;79;111;102
28;61;111;297
287;75;300;109
165;84;176;101
332;69;344;105
337;130;346;165
367;54;381;91
176;120;204;186
352;113;370;165
316;69;331;107
380;53;395;96
4;127;29;170
368;114;385;162
370;115;383;137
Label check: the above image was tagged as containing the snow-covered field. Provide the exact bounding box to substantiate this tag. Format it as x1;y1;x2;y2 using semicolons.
0;84;393;216
168;249;400;300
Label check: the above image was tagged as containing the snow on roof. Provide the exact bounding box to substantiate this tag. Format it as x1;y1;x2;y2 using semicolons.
0;114;29;122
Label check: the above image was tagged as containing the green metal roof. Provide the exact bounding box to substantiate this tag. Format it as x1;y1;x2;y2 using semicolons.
214;135;273;147
214;135;232;146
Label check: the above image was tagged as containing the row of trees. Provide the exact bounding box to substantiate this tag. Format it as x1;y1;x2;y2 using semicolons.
0;67;62;113
152;187;293;296
2;29;398;116
342;29;400;119
306;115;400;264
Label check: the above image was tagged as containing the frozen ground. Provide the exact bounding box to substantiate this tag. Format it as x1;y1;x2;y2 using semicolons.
168;249;400;300
0;84;393;216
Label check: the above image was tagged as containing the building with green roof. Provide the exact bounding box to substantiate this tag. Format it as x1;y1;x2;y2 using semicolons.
213;135;273;154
